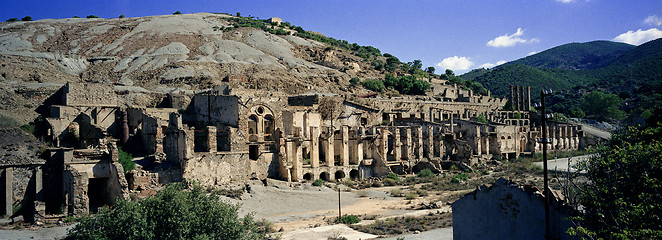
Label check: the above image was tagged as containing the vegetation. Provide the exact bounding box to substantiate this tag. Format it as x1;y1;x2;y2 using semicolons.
86;15;99;19
360;79;385;92
117;147;135;174
416;168;435;178
6;18;18;22
21;16;32;21
65;183;264;240
312;179;324;186
338;215;361;224
386;173;400;181
450;173;467;183
173;11;182;15
462;39;662;123
570;119;662;239
475;113;488;124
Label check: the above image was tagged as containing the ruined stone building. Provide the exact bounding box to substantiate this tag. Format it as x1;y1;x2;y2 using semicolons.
3;79;586;218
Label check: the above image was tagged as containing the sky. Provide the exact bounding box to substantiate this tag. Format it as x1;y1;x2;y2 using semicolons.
1;0;661;74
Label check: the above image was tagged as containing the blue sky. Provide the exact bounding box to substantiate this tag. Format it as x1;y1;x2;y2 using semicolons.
2;0;661;74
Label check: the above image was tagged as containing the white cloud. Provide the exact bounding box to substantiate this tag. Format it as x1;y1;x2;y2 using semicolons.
528;51;538;56
478;60;507;69
555;0;574;3
436;56;475;71
487;28;540;47
613;28;662;45
644;15;662;26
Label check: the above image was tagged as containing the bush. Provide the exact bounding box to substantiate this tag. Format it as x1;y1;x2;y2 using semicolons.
65;183;263;240
117;147;135;174
312;179;324;186
390;189;404;197
386;173;400;181
451;173;467;183
405;192;418;200
350;77;360;85
21;16;32;21
6;18;18;22
338;214;361;224
173;11;182;15
86;15;99;18
383;178;397;186
416;169;435;178
361;79;385;92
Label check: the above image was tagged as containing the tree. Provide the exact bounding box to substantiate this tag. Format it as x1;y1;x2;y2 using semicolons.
66;183;264;240
581;91;625;122
445;69;455;77
236;12;241;17
173;11;182;15
425;66;435;74
21;16;32;21
86;15;99;18
118;14;125;18
570;123;662;239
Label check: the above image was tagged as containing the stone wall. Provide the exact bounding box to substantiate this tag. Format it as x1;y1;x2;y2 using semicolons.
453;178;575;240
62;82;117;107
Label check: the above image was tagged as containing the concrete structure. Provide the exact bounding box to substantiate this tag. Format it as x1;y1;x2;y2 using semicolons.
30;80;588;217
452;178;576;240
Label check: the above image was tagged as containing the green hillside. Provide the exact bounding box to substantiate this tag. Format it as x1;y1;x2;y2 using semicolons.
505;41;635;70
462;39;662;123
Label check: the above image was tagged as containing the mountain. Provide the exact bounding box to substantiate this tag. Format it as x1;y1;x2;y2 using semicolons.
505;41;635;70
460;38;662;122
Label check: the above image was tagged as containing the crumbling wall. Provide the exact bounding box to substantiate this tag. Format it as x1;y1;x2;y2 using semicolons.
63;165;88;216
452;178;575;240
62;82;117;107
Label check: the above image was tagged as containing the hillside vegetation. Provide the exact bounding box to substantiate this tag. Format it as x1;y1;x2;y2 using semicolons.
461;39;662;123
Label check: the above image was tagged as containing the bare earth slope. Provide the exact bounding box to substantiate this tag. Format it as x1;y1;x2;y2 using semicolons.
0;13;376;125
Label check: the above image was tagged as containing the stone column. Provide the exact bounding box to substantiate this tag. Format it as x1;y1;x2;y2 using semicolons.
415;126;423;159
289;140;302;181
426;126;434;159
207;126;216;153
341;126;349;166
326;128;334;166
310;127;319;168
3;168;12;216
403;128;412;160
434;130;443;157
35;167;45;216
379;128;388;161
394;128;402;162
475;126;482;156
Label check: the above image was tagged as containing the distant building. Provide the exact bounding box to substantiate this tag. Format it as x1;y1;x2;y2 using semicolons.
267;17;283;24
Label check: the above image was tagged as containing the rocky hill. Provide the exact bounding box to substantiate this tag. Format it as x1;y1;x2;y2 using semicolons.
0;13;387;126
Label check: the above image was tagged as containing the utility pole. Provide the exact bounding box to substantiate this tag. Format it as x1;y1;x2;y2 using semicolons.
536;89;553;240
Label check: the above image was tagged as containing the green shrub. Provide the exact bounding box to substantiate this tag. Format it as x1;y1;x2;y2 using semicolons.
118;14;125;18
386;173;400;181
65;183;263;240
118;147;135;174
405;192;418;200
417;168;435;178
451;173;468;183
21;16;32;21
383;178;397;186
390;189;404;197
6;18;18;22
312;179;324;186
86;15;99;19
415;188;428;197
338;214;361;224
173;11;182;15
350;77;360;85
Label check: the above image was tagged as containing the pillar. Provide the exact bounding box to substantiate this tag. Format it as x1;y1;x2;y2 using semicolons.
426;126;433;159
341;126;349;166
415;126;423;159
3;168;12;216
394;128;402;162
475;126;482;156
207;126;216;153
310;127;319;168
288;140;302;181
326;128;334;166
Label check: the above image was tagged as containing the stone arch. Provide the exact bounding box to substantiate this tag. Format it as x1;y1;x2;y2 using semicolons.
263;114;274;141
349;169;360;180
248;115;258;136
320;172;330;181
334;170;346;180
303;172;313;181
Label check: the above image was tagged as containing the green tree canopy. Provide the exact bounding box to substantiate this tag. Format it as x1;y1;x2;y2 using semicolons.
581;91;625;122
571;122;662;239
65;183;264;240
